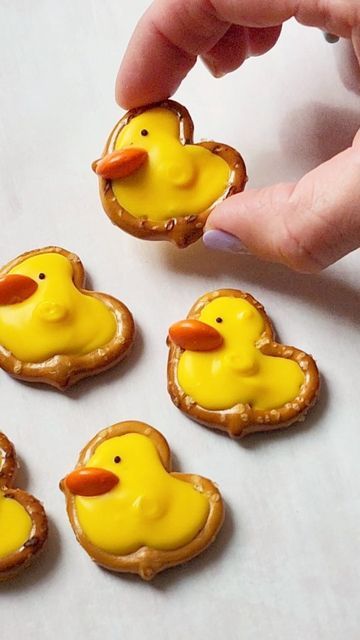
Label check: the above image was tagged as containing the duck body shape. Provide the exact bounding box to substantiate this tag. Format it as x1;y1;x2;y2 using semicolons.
111;107;230;220
0;247;134;388
94;100;247;247
0;432;48;581
62;421;224;579
168;290;320;437
177;296;304;411
73;433;209;554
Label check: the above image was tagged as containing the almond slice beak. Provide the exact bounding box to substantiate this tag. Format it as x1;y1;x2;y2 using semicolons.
92;147;148;179
169;319;223;351
63;467;119;496
0;274;38;305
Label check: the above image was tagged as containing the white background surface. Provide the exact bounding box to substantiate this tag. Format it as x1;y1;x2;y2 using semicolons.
0;2;359;639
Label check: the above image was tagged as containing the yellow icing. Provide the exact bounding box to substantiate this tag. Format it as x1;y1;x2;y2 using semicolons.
0;490;32;558
75;433;210;555
112;107;231;220
177;297;305;411
0;253;117;362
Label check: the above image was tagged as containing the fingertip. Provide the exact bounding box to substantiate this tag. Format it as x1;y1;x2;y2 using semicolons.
201;55;228;78
204;186;324;272
115;67;171;109
200;24;282;79
247;24;282;57
205;191;257;237
115;73;133;109
115;7;197;109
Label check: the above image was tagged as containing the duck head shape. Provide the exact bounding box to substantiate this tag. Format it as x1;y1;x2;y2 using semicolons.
0;247;134;388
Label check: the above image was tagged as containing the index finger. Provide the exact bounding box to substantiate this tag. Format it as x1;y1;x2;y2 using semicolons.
116;0;360;108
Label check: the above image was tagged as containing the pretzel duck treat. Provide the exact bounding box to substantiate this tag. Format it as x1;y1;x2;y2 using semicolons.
0;247;135;389
61;421;224;580
92;100;247;248
0;432;48;581
168;289;320;438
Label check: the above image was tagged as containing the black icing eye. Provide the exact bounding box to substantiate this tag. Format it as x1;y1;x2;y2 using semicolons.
141;129;149;136
114;456;121;464
216;317;223;323
38;273;46;280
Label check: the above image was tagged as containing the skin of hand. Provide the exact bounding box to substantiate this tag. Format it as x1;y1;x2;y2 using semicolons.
116;0;360;272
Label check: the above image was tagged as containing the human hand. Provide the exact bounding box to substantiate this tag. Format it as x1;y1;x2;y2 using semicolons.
116;0;360;272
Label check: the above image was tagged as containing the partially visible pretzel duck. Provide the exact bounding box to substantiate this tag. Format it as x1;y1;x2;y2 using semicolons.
0;432;48;581
93;100;247;248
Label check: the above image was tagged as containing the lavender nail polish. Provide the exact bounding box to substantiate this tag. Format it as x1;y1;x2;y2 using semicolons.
203;230;249;254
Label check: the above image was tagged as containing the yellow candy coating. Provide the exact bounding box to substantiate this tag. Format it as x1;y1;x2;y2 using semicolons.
112;108;231;221
178;297;305;411
0;491;32;559
0;253;116;362
75;433;210;555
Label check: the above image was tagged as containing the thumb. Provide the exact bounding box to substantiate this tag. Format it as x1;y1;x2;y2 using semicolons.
204;130;360;272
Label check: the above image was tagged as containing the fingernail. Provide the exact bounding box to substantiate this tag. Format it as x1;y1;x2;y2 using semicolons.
324;32;340;43
203;230;249;254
